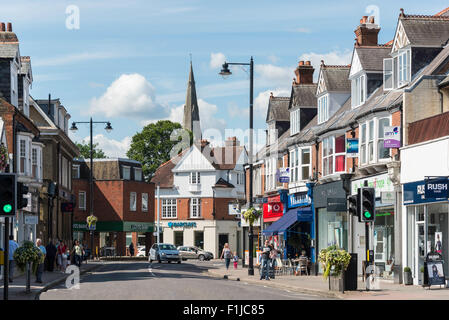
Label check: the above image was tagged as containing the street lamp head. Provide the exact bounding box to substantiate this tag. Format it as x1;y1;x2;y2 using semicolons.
70;122;78;132
105;122;113;133
219;62;232;79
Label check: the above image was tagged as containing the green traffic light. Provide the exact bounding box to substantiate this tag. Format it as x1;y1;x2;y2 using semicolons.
364;211;372;218
3;204;12;213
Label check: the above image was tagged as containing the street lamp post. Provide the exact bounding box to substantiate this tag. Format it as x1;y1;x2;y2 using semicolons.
219;57;254;276
70;118;112;259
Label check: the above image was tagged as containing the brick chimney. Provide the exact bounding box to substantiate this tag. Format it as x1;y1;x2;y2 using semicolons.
200;139;210;148
7;22;12;32
225;136;240;147
294;60;314;85
354;16;380;47
0;23;5;32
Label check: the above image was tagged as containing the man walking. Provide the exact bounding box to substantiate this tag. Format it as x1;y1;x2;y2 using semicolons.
129;242;135;257
8;235;19;283
45;239;57;272
35;239;46;283
260;240;272;281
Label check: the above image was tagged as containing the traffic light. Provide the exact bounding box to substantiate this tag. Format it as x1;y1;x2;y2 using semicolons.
360;187;375;222
0;173;16;216
347;194;358;217
17;182;29;210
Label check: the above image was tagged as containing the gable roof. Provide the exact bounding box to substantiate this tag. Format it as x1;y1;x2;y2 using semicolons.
266;96;290;122
354;46;392;72
318;64;351;94
214;178;235;188
289;84;317;109
399;14;449;48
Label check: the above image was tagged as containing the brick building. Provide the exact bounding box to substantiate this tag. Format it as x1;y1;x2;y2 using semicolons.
72;158;155;256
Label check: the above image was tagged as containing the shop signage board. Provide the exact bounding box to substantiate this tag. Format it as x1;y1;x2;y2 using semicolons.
384;126;401;148
297;206;313;222
288;192;311;208
277;168;290;183
24;215;38;225
263;202;283;220
168;222;197;228
327;198;346;212
351;173;394;197
381;191;395;204
228;203;240;215
403;180;448;205
346;138;359;158
424;177;448;200
424;252;446;287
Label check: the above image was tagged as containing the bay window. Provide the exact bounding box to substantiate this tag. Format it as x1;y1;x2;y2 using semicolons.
290;147;311;182
384;49;410;89
19;139;26;174
301;148;311;180
322;135;345;177
359;117;391;165
398;50;410;87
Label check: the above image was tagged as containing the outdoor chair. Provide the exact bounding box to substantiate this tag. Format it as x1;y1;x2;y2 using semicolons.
274;258;283;276
297;257;309;276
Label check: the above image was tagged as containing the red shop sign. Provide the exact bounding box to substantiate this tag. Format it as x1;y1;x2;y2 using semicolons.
267;195;281;203
263;202;283;220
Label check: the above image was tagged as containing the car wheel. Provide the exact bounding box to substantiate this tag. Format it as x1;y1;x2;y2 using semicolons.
198;255;205;261
178;260;181;264
168;261;171;264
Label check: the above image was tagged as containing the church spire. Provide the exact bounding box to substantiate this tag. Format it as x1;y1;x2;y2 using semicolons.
183;60;201;141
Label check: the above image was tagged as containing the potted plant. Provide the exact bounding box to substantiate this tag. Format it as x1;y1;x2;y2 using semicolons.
87;215;98;229
318;245;351;292
419;266;425;286
403;267;413;285
243;207;261;226
13;241;45;293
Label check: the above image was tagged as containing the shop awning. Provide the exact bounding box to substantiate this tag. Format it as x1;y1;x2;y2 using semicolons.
263;209;298;236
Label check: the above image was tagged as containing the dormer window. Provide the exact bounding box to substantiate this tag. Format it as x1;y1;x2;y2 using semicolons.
384;49;411;90
122;166;131;180
317;95;329;124
398;50;410;87
290;109;300;135
351;74;366;108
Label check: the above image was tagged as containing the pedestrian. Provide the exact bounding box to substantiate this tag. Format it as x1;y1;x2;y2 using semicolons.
269;244;278;279
57;240;67;273
129;242;135;257
260;240;272;280
232;252;239;269
220;243;232;271
45;239;57;272
8;235;19;283
73;240;83;267
35;238;46;283
82;241;89;263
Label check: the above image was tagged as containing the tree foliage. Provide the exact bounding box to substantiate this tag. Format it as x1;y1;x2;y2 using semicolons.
126;120;192;181
76;142;107;159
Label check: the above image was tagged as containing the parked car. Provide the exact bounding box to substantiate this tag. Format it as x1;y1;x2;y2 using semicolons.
149;243;181;263
177;246;213;261
136;246;146;257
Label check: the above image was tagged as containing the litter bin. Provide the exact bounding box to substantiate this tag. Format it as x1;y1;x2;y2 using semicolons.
344;253;358;291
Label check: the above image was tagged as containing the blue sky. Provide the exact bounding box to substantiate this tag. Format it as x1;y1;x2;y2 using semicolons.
3;0;447;157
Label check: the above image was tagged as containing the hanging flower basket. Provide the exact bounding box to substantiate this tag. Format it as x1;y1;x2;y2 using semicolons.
243;207;262;226
13;241;44;275
0;144;8;172
87;215;98;228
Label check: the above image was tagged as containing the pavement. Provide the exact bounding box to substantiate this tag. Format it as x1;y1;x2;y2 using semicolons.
207;262;449;300
0;260;102;300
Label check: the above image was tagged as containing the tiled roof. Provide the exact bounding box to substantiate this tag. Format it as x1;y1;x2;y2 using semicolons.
20;56;31;76
0;43;18;58
266;96;290;122
150;149;187;188
211;145;246;170
400;14;449;47
289;84;317;109
355;47;391;72
321;65;351;92
214;178;235;188
288;115;318;146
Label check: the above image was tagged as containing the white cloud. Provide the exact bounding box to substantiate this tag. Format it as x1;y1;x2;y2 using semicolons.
255;64;293;88
254;88;291;120
227;102;249;119
299;50;352;80
210;52;226;69
81;134;132;158
88;73;168;120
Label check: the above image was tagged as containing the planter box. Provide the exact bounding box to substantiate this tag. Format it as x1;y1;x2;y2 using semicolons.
403;272;413;285
329;275;344;292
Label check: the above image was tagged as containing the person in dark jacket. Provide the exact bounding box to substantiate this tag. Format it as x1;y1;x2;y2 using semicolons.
129;242;135;256
45;239;57;272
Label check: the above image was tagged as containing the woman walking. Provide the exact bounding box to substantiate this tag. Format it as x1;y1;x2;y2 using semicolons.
220;243;232;271
73;240;83;267
57;240;67;273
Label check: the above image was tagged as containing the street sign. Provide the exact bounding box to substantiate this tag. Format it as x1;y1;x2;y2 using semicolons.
346;138;359;158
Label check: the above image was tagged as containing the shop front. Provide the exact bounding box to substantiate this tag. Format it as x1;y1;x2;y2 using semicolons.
73;221;154;256
160;220;239;259
351;173;395;278
403;179;449;285
314;180;348;274
263;192;287;225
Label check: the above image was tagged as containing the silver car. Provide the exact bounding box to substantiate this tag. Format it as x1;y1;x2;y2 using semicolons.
149;243;181;264
177;246;213;261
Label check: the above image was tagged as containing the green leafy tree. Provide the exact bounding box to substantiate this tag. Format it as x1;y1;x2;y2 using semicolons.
126;120;192;180
76;142;107;159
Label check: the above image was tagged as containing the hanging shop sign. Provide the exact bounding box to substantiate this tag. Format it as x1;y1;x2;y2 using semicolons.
228;203;240;215
424;177;448;200
403;180;448;205
384;126;401;148
288;192;311;208
346;138;359;158
61;202;75;213
263;202;283;220
276;168;290;183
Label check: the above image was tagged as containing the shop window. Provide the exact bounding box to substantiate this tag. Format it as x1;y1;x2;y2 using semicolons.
174;231;184;247
194;231;204;249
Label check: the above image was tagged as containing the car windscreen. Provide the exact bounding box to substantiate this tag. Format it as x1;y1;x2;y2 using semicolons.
159;245;176;250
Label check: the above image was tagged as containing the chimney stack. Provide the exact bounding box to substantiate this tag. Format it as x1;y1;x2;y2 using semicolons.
294;60;314;85
225;136;240;147
0;23;5;32
7;22;12;32
354;15;380;47
200;139;210;148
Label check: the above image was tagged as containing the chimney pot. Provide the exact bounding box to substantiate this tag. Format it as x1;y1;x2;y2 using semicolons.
295;60;315;84
7;22;12;32
299;61;304;66
305;61;311;66
362;16;368;24
0;23;5;32
369;16;375;24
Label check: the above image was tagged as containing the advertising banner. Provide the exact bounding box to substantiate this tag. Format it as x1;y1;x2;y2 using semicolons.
384;126;401;148
277;168;290;183
263;202;283;220
346;138;359;158
425;177;448;200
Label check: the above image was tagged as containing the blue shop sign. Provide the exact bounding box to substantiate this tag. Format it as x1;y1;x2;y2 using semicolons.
297;206;313;222
425;177;449;200
168;222;197;228
288;192;311;208
403;180;449;205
